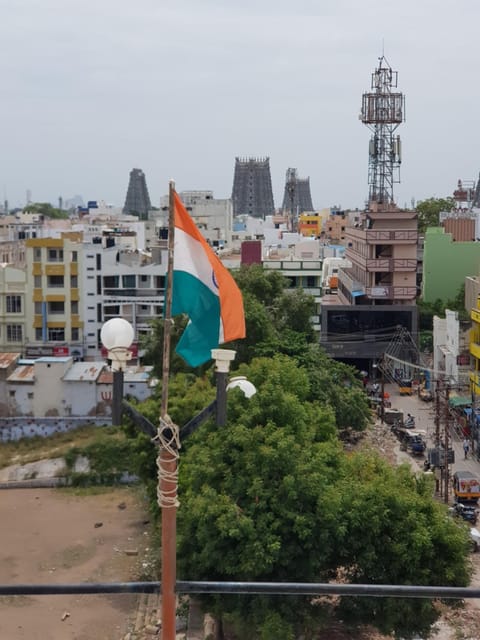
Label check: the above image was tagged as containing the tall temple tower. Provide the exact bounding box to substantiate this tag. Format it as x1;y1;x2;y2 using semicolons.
360;56;405;206
281;168;314;224
232;157;275;219
123;168;152;219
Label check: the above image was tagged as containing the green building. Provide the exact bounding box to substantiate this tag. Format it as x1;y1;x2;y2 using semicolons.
422;227;480;302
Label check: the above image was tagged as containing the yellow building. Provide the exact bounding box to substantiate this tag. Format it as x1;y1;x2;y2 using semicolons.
25;233;84;358
470;298;480;396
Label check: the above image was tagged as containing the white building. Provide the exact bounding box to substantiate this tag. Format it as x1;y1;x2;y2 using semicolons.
160;190;233;248
433;309;471;385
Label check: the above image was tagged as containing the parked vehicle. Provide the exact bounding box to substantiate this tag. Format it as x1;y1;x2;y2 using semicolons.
398;378;413;396
450;502;478;525
405;432;427;456
453;470;480;503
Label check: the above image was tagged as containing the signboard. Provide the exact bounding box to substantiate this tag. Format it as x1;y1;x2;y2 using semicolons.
53;346;70;357
26;346;54;357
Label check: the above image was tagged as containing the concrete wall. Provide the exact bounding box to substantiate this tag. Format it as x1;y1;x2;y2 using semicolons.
0;417;108;442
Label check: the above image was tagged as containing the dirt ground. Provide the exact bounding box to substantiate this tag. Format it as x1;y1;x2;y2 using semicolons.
0;487;154;640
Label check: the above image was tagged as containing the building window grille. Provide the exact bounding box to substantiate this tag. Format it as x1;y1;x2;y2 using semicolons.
6;295;21;313
7;325;22;342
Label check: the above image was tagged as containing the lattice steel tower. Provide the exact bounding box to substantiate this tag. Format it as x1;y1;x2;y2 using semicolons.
361;56;405;206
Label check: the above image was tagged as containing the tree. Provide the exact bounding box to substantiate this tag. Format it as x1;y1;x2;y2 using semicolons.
23;202;69;219
416;197;455;233
176;357;471;639
333;455;471;638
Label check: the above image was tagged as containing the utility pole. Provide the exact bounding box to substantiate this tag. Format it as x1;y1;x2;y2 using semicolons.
444;384;450;505
434;378;442;496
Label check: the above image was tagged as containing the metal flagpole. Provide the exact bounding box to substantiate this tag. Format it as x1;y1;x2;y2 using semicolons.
158;179;179;640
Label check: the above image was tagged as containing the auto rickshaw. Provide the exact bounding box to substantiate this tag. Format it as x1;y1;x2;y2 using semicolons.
398;378;413;396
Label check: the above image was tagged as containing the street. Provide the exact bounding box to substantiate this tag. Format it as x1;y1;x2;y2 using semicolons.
379;383;480;504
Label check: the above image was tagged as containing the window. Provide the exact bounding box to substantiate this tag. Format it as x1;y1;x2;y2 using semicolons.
71;301;78;314
6;295;21;313
27;392;34;399
34;248;42;261
47;275;64;288
71;328;79;341
103;275;119;288
70;275;78;288
47;248;63;262
96;254;101;270
122;274;136;288
48;301;64;314
71;251;78;263
7;325;22;342
35;328;43;340
34;275;42;288
48;328;65;341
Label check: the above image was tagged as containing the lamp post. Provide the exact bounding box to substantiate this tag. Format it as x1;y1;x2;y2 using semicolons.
100;318;134;426
211;349;237;427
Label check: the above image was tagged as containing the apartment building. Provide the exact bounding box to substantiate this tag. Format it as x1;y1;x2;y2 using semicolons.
24;234;84;358
0;265;27;352
82;240;167;359
321;203;418;362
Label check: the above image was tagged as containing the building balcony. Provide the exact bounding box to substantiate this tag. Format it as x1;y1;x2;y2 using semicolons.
45;264;65;276
365;258;417;272
103;288;165;297
346;228;418;245
345;251;417;273
337;269;365;296
366;285;417;300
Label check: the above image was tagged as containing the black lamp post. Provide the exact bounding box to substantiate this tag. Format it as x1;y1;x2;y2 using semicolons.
100;318;134;426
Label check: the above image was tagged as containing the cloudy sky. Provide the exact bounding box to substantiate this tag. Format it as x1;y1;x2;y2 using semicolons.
0;0;477;210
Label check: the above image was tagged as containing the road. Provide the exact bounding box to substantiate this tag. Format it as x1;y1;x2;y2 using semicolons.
380;383;479;504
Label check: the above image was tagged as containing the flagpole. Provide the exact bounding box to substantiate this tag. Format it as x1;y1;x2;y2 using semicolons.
158;179;179;640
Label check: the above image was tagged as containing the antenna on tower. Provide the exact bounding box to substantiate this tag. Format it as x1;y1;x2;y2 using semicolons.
360;55;405;207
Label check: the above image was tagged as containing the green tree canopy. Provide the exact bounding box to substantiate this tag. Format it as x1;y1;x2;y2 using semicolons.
175;357;471;639
416;197;455;233
23;202;69;219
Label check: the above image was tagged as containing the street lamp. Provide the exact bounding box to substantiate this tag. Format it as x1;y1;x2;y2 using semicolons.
100;318;134;426
211;349;237;427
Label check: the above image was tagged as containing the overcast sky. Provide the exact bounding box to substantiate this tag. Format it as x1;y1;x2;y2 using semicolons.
1;0;477;210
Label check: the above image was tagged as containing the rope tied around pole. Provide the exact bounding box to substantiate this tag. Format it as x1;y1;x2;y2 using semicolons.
156;414;180;509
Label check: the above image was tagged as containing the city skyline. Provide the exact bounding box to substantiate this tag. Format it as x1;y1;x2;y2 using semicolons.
1;0;478;211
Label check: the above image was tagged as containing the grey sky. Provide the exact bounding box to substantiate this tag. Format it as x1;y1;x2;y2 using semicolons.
0;0;477;210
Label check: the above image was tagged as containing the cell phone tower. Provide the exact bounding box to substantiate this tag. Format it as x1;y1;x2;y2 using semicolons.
361;56;405;206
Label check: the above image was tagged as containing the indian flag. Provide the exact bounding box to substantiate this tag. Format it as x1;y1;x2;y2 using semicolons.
171;191;246;367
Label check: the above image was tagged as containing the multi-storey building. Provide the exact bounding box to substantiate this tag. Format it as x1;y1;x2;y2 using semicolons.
0;266;27;353
24;234;84;359
159;190;233;248
321;202;418;363
82;241;167;359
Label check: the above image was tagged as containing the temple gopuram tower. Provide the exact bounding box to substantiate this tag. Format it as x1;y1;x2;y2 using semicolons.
123;168;152;219
232;157;275;219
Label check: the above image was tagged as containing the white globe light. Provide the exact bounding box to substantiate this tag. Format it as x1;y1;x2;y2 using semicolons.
100;318;135;350
227;376;257;399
